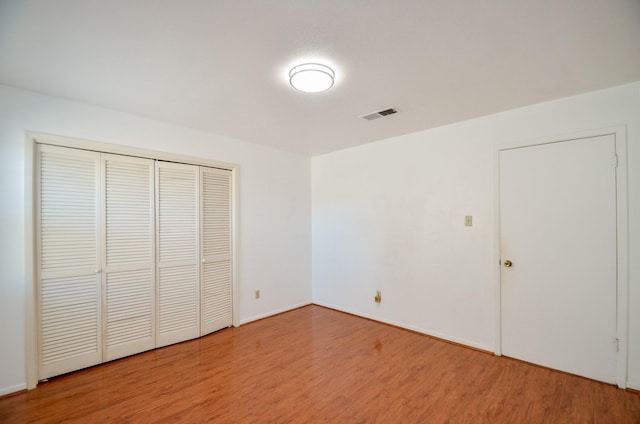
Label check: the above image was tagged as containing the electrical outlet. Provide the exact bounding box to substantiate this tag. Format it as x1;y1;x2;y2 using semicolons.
374;291;382;303
255;290;260;299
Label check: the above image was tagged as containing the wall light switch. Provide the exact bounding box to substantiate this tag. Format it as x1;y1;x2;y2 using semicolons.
255;290;260;299
465;215;473;227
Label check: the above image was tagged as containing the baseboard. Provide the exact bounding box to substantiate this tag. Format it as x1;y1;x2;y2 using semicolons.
0;383;27;397
313;301;494;353
239;301;312;325
627;381;640;391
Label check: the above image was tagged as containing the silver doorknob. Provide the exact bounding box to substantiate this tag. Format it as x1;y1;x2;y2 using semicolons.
503;260;512;268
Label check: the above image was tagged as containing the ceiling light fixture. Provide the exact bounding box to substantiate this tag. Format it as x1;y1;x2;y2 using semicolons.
289;63;335;93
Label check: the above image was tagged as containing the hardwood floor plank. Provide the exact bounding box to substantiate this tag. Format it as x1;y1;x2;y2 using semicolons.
1;305;638;423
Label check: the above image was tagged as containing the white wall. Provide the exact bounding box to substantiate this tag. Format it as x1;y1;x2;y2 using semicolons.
312;82;640;388
0;85;312;395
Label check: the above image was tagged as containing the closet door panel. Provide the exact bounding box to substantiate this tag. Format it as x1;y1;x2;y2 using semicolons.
37;144;102;379
200;168;233;335
156;162;200;347
103;154;155;361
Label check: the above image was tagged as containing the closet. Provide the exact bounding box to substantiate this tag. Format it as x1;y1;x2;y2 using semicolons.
36;144;232;380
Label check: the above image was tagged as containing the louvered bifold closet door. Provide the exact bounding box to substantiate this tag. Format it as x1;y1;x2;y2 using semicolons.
156;161;200;347
103;154;155;361
200;167;233;335
37;144;102;379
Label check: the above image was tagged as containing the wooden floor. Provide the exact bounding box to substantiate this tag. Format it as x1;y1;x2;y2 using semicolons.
1;305;638;423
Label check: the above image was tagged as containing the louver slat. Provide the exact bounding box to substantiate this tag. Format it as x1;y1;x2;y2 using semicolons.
41;275;99;364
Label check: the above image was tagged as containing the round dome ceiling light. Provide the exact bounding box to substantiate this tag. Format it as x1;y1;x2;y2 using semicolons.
289;63;335;93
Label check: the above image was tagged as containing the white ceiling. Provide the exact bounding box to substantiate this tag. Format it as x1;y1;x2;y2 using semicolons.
1;1;639;155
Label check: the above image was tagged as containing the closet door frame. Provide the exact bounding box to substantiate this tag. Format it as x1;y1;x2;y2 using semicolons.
25;132;240;389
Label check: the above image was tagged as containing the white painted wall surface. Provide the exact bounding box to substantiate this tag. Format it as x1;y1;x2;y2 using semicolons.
312;82;640;388
0;85;312;395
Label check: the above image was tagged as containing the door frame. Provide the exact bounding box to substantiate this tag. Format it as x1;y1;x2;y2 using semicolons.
25;131;241;390
492;126;629;388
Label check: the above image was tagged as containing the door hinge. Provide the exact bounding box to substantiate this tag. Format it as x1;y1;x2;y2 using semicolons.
615;338;619;352
612;154;618;168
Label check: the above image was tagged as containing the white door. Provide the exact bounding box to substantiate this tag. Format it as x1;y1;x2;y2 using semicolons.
200;167;233;335
156;161;200;347
499;135;618;383
36;142;235;380
102;154;155;361
37;144;102;379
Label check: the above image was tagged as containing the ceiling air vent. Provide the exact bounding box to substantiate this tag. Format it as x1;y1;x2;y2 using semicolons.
361;108;398;120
